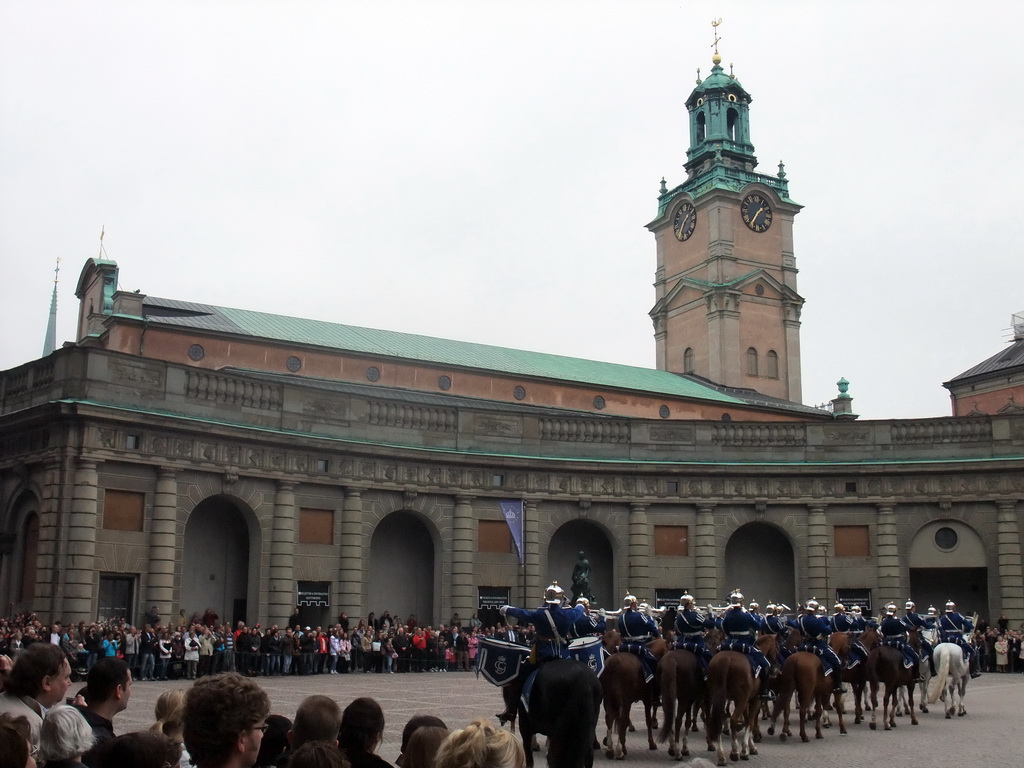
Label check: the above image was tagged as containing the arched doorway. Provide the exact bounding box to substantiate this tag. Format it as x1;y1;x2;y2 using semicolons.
548;521;613;609
724;523;795;608
182;496;252;627
909;520;989;617
368;512;435;626
1;492;40;614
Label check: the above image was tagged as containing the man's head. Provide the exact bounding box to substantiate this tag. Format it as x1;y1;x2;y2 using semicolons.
85;657;132;715
184;673;270;768
289;694;342;749
4;641;71;707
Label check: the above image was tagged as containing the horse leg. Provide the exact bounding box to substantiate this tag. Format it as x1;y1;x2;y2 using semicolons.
906;680;919;726
644;699;657;751
602;700;616;758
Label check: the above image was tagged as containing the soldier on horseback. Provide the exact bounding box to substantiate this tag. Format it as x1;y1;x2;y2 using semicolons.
937;600;981;679
495;582;586;723
902;600;936;675
879;602;924;683
844;605;874;669
720;589;775;699
830;602;867;670
614;593;661;683
792;599;846;693
672;592;715;679
571;597;606;638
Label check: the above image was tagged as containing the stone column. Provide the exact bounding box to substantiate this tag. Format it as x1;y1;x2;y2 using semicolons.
523;500;540;606
695;504;717;602
451;495;475;621
338;487;364;617
996;501;1024;623
876;503;900;606
628;503;650;601
36;459;63;617
147;469;178;616
268;481;296;627
806;504;828;603
65;458;99;623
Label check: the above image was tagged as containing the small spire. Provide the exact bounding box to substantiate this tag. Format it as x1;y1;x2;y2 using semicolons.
729;63;735;78
659;177;668;195
42;258;60;356
711;18;723;64
695;67;702;85
777;160;787;179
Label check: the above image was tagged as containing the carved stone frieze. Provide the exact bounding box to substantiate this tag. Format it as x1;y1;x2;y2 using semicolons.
111;360;163;390
649;425;695;444
474;415;523;438
823;426;871;444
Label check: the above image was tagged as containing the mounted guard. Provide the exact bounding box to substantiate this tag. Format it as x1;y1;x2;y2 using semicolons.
879;602;923;683
902;600;936;675
614;593;661;683
719;589;774;699
672;592;715;679
792;599;845;693
937;600;981;679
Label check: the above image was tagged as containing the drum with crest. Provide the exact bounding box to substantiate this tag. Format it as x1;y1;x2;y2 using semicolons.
475;636;530;686
568;635;605;676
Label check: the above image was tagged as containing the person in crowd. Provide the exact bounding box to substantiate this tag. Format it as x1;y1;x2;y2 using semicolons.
290;695;342;751
339;631;352;674
95;732;181;768
122;627;139;679
288;741;348;768
150;688;190;768
397;716;447;768
338;697;390;768
402;727;448;768
139;625;158;682
73;657;131;767
183;672;271;768
0;641;73;748
254;714;291;768
0;712;34;768
433;719;524;768
143;606;161;628
184;631;201;680
156;631;173;681
38;704;94;768
199;628;216;678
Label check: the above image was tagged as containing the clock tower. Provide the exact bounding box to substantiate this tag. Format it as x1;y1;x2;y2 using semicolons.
647;44;804;403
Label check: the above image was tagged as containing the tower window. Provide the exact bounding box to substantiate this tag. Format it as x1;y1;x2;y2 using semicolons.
696;112;706;143
727;108;738;141
746;347;759;376
766;350;779;379
683;347;695;374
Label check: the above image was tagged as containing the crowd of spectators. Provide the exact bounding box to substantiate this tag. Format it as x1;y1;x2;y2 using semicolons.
973;614;1024;673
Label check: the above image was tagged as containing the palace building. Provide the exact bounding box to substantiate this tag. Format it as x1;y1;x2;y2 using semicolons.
2;47;1022;630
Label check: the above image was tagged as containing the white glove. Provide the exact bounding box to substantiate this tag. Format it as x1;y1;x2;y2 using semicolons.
499;605;510;616
598;608;606;618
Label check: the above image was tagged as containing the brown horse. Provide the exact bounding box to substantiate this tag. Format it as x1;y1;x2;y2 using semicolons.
840;626;878;724
706;650;760;766
866;641;918;730
600;650;657;759
656;649;706;759
766;651;836;742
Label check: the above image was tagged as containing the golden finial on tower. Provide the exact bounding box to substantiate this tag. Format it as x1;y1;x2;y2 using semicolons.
711;18;723;65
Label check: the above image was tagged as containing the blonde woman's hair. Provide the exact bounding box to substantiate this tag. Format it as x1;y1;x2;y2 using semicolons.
151;688;186;735
434;719;524;768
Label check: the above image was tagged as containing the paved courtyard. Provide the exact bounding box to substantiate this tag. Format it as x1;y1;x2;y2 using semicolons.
119;670;1024;766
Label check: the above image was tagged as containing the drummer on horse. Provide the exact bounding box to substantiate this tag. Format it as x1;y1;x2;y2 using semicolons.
879;602;924;683
673;592;715;679
937;600;981;679
720;589;774;699
792;599;846;694
495;581;586;723
902;600;937;675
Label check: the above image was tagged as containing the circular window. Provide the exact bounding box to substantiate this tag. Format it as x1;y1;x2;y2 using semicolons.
696;97;704;106
755;284;765;296
438;375;452;391
659;405;670;419
728;93;737;102
286;356;302;373
721;412;732;423
513;385;526;401
934;527;959;551
187;344;205;361
593;396;606;410
366;366;381;382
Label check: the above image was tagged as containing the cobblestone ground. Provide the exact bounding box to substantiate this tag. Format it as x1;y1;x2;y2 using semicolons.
120;670;1023;766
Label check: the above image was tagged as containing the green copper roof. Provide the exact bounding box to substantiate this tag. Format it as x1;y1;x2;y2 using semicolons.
144;296;750;406
690;63;748;97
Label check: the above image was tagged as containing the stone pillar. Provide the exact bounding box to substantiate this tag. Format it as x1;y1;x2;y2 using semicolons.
452;495;475;621
876;503;900;606
806;504;828;603
695;504;717;602
147;469;178;617
996;501;1024;624
628;503;650;601
36;459;63;618
268;481;296;627
65;458;99;623
338;487;364;617
523;500;540;606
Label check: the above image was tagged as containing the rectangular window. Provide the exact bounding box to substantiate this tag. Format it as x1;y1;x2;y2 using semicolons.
478;520;513;553
98;575;135;624
103;490;145;532
298;508;334;545
834;525;870;557
653;525;688;557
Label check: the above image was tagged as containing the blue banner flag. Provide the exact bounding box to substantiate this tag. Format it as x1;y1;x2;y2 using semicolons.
499;500;525;565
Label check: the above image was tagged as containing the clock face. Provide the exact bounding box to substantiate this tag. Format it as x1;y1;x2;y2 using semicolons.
673;202;696;241
741;193;773;233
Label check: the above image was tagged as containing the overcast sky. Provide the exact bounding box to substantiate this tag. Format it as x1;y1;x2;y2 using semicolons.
2;1;1022;420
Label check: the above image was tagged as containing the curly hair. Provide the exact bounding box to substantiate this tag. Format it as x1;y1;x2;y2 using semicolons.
183;673;269;767
434;719;524;768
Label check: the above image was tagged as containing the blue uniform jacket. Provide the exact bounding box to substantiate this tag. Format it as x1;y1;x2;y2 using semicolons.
675;608;715;636
880;615;908;639
620;609;660;640
505;604;585;660
721;607;759;640
762;614;788;635
830;613;855;633
572;612;606;638
902;612;935;631
795;613;832;640
937;612;974;642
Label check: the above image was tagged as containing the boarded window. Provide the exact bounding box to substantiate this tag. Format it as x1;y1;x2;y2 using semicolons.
299;508;333;545
103;490;145;532
747;348;759;376
654;525;689;557
834;525;870;557
478;520;513;553
766;350;779;379
683;347;695;374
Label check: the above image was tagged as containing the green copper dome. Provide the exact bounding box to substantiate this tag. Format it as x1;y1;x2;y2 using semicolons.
686;62;750;107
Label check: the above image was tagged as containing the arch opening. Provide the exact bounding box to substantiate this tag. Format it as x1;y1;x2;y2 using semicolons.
908;520;990;617
548;521;613;609
369;511;435;626
725;523;795;608
182;496;252;627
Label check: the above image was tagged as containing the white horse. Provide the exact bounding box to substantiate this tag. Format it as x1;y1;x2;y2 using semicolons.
927;642;969;718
